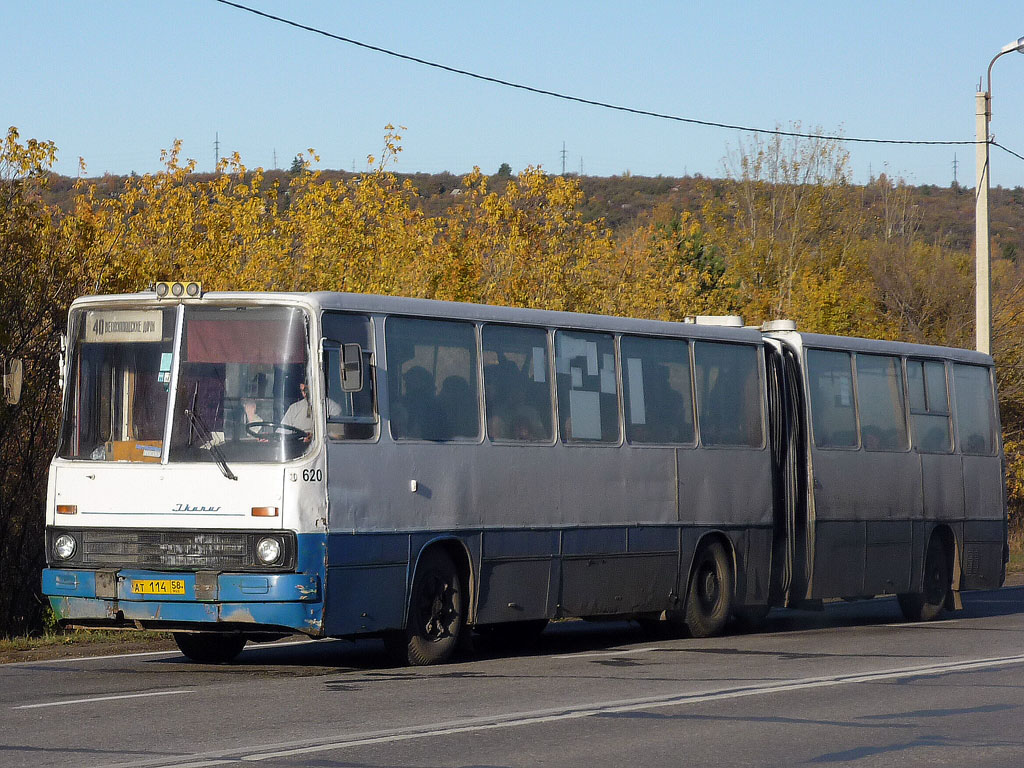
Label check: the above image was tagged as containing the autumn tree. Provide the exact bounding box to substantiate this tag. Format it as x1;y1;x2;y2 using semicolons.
702;128;886;337
599;205;736;320
0;128;96;635
435;166;616;312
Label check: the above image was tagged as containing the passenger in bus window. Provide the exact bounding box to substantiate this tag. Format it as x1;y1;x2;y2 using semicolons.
392;365;445;439
486;356;544;441
133;367;166;440
438;375;475;438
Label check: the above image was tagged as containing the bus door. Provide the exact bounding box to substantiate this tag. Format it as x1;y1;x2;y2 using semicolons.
804;349;919;599
320;312;394;634
764;339;811;607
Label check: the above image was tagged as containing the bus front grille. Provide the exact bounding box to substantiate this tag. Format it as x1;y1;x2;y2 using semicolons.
46;528;296;571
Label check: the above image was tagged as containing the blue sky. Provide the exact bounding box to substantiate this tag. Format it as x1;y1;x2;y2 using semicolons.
7;1;1024;186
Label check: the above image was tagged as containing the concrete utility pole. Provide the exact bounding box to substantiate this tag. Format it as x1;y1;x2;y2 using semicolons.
976;36;1024;355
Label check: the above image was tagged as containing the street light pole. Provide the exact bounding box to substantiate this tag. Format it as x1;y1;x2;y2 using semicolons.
975;36;1024;355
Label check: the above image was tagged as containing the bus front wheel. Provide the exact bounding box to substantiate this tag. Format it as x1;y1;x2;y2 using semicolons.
897;535;951;622
685;541;734;638
173;632;246;664
390;548;465;666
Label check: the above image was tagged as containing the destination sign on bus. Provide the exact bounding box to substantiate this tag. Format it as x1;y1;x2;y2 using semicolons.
84;310;163;343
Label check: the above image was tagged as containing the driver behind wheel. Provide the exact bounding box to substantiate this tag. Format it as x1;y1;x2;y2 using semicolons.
243;380;341;441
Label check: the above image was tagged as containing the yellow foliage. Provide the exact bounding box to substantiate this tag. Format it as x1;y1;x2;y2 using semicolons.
71;133;619;318
600;212;736;321
702;129;886;335
437;167;615;311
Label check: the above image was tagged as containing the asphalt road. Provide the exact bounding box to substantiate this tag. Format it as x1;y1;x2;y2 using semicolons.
4;588;1024;768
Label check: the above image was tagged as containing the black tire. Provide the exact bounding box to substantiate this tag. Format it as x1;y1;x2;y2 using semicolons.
173;632;247;663
395;548;465;666
685;541;734;638
897;535;951;622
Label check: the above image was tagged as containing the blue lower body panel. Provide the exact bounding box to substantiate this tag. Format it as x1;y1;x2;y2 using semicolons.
42;568;325;636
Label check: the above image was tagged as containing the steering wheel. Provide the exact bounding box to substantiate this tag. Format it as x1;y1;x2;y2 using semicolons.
245;420;308;440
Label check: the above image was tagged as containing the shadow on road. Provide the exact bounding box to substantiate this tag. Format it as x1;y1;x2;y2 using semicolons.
151;585;1024;672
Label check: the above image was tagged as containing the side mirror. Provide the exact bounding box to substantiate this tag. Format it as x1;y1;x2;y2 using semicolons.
3;358;23;405
341;344;363;392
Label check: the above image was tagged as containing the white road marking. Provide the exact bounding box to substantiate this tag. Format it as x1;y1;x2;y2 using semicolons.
13;689;193;710
884;618;966;628
105;652;1024;768
552;645;667;660
5;648;181;666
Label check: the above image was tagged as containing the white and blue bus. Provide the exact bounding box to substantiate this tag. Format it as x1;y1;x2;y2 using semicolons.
43;287;1008;663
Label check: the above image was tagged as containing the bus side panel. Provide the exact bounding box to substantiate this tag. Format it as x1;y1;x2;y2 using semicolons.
811;521;865;597
328;440;682;622
678;448;772;527
963;520;1006;590
809;450;919;598
962;455;1006;521
329;443;679;531
737;526;774;605
863;520;913;595
961;454;1007;590
476;529;559;624
323;532;409;636
558;526;677;617
677;447;773;606
922;453;965;521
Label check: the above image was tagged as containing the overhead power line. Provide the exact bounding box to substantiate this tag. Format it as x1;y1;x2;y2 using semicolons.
216;0;1024;158
994;141;1024;163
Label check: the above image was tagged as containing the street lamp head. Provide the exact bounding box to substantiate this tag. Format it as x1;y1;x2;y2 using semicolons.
1001;36;1024;54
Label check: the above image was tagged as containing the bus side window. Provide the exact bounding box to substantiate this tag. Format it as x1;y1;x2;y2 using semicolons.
806;349;857;449
693;342;763;448
621;335;695;445
482;325;553;442
554;330;619;443
855;354;908;451
907;359;952;453
952;363;996;455
322;312;377;440
386;317;480;441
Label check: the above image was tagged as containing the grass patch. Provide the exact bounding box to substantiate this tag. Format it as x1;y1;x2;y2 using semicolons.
1009;528;1024;573
0;629;171;654
1010;550;1024;574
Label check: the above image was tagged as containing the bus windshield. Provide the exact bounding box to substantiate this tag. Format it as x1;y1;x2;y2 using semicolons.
58;304;313;464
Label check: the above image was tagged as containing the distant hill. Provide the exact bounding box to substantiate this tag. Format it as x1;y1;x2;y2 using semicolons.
42;169;1024;262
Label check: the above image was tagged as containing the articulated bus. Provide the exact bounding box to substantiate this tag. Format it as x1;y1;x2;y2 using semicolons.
43;287;1007;664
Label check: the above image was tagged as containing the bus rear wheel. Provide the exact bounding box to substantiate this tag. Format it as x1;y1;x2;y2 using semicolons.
685;541;734;638
173;632;247;664
897;535;951;622
391;548;465;666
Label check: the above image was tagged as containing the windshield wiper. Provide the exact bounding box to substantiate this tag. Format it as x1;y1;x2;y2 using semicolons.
183;407;239;481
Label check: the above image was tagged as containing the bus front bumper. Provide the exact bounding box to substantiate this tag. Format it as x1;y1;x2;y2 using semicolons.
42;568;324;636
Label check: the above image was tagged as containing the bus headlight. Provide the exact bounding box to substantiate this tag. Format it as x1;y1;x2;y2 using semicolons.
54;534;77;560
256;537;282;565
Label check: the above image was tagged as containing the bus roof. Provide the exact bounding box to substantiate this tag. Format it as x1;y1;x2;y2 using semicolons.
68;291;990;363
772;330;993;366
68;290;766;343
